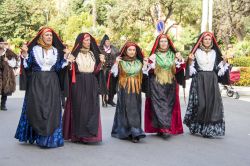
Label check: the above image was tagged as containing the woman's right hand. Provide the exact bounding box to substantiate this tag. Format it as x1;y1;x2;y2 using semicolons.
20;44;28;58
143;57;149;66
149;54;156;62
115;56;122;64
188;53;195;60
67;54;76;63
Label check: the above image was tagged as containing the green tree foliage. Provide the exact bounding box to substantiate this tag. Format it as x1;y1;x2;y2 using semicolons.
213;0;250;44
105;0;201;53
0;0;57;40
96;0;116;25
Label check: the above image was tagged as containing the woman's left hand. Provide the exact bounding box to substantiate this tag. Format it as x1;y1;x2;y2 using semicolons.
223;56;228;64
67;54;75;63
63;48;71;58
100;54;105;63
175;52;183;61
143;57;148;65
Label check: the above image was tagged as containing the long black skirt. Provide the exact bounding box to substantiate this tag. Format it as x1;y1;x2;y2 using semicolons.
149;75;176;129
26;71;62;136
71;73;100;138
184;71;225;137
111;88;145;139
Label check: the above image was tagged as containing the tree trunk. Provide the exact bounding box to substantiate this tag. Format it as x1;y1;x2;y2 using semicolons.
234;28;244;41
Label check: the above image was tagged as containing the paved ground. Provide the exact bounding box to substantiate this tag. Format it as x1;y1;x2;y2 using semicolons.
0;95;249;166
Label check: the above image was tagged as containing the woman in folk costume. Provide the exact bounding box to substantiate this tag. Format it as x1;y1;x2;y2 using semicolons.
0;37;19;111
183;32;229;138
15;27;73;148
144;34;186;139
110;42;147;143
63;33;105;144
99;34;119;107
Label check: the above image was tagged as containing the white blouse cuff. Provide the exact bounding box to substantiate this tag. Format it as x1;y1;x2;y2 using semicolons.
189;61;197;76
175;59;185;68
21;55;29;68
218;61;230;77
62;60;69;68
111;63;119;77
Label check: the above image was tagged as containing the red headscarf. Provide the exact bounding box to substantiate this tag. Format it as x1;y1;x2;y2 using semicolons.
27;27;64;50
190;31;220;54
150;34;177;55
119;42;144;62
37;28;53;50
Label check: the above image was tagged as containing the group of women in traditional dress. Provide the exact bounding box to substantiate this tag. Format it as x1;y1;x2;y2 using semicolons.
14;27;230;148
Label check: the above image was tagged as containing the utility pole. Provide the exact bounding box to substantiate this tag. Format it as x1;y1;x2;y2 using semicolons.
201;0;208;32
92;0;97;28
201;0;213;32
208;0;213;32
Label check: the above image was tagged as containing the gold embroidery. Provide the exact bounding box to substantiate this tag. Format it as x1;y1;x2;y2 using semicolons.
118;64;142;94
76;51;95;72
154;63;175;84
